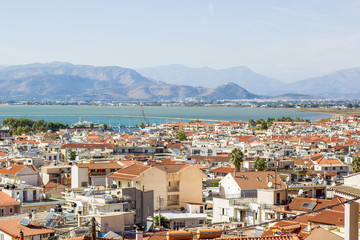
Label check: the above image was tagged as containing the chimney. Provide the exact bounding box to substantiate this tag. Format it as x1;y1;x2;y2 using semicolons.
20;230;24;240
136;226;144;240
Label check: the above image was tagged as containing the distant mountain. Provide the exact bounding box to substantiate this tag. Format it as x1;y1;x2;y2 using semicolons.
1;62;359;100
138;65;360;98
272;93;322;100
200;82;259;100
0;62;252;101
137;64;286;96
285;68;360;98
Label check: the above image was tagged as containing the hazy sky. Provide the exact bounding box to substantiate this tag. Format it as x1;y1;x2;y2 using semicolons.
1;0;360;82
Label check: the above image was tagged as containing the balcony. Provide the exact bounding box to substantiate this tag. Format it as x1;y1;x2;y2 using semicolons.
89;171;107;176
167;186;180;192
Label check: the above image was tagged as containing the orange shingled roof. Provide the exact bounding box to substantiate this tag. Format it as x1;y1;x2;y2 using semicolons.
210;166;235;173
217;236;300;240
75;162;121;170
60;143;114;149
0;218;55;238
231;171;286;190
108;163;151;180
0;191;20;206
0;164;26;175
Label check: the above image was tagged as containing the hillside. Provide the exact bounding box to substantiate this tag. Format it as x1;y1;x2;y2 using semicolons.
137;64;286;96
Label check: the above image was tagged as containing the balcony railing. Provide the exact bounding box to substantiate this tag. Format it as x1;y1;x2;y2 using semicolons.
167;186;180;192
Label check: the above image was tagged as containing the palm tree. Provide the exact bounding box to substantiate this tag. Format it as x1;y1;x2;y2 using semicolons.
254;157;267;171
351;157;360;173
230;148;244;172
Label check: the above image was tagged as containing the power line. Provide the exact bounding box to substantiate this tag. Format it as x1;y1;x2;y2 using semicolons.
61;196;360;238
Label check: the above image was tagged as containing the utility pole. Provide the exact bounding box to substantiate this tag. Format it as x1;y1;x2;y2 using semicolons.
91;217;96;240
158;196;161;227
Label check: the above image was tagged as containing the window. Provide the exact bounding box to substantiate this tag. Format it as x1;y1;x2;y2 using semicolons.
118;181;122;187
340;167;343;170
81;182;88;187
9;207;13;214
127;182;131;187
168;182;171;187
276;193;280;204
0;208;4;216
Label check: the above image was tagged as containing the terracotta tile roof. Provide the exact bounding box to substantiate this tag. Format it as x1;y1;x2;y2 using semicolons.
308;209;346;226
60;143;114;149
210;166;235;173
230;171;286;190
315;158;343;165
154;164;191;173
75;162;122;170
292;158;314;167
288;197;344;212
215;236;300;240
204;156;231;163
0;191;20;206
63;235;91;240
262;220;309;239
0;218;55;238
0;164;26;175
108;163;151;180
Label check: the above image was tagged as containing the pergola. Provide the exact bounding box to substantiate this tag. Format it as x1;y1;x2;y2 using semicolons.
331;185;360;240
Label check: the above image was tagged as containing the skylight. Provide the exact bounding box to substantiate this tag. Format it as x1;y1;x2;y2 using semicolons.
301;202;309;208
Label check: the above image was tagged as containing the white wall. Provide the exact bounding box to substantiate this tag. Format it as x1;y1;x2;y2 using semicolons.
219;173;240;196
344;173;360;188
71;165;89;188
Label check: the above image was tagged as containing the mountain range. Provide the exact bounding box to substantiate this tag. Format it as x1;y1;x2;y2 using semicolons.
138;65;360;98
0;62;359;101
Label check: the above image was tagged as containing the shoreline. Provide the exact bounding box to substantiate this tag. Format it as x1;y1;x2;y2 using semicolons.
297;108;360;118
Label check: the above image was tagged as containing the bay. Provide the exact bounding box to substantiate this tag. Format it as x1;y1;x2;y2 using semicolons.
0;105;332;126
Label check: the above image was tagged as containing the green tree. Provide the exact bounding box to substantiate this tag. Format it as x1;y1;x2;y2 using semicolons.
138;122;145;129
90;123;94;130
102;124;108;131
175;131;187;141
230;148;244;172
351;157;360;173
260;122;268;130
253;157;267;171
154;215;170;228
68;151;77;161
188;119;201;124
248;119;255;127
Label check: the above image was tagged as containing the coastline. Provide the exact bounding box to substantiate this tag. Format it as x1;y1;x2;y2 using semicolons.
297;107;360;118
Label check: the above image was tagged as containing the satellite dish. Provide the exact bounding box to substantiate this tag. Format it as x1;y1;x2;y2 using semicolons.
267;182;273;188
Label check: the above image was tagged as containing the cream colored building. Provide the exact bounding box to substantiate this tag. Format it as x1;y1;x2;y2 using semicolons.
107;163;206;210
